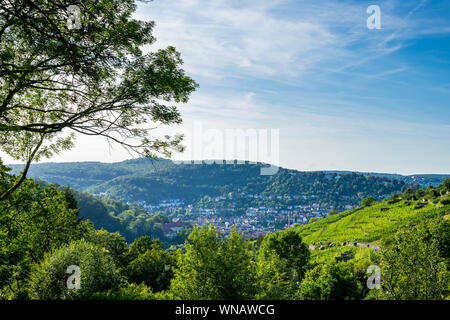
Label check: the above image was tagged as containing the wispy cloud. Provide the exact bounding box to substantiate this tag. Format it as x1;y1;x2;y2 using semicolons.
8;0;447;174
137;0;449;86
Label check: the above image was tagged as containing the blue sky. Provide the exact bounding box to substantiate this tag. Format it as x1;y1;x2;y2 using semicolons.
3;0;450;174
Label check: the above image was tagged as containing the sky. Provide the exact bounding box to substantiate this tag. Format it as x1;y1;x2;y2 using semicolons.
3;0;450;174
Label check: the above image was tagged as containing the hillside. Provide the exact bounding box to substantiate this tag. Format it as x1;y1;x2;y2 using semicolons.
297;200;449;245
34;180;182;245
8;159;416;211
294;184;450;263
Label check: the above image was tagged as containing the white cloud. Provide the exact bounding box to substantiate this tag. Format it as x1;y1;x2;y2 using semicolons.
137;0;345;79
136;0;446;84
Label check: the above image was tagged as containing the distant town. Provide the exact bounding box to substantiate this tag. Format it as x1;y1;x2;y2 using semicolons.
95;191;392;239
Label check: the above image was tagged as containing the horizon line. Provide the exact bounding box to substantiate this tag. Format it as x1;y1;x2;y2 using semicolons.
5;158;450;177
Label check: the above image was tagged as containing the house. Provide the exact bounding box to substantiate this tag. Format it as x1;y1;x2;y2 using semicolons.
162;221;185;236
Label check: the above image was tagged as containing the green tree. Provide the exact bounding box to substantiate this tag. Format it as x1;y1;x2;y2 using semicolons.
361;197;376;207
126;236;161;262
257;229;310;284
255;249;293;299
443;178;450;193
123;245;176;292
297;263;361;300
0;166;87;298
29;239;122;299
377;217;449;300
84;229;129;269
403;188;415;201
415;189;426;200
254;229;310;299
0;0;198;200
170;225;256;299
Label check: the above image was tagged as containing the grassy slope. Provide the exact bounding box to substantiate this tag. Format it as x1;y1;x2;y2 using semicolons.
294;199;450;262
297;200;449;244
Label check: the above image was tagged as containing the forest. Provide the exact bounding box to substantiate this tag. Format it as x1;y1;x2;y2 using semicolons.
1;160;449;300
11;159;414;208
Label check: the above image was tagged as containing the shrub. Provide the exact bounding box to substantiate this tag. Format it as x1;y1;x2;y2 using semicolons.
29;240;121;299
297;263;361;300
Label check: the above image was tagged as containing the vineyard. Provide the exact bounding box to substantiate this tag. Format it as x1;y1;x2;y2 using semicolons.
296;199;450;246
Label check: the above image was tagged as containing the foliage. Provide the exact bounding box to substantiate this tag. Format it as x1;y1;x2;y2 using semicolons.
377;217;449;300
0;162;87;298
255;229;309;299
0;0;198;199
297;263;361;300
443;178;450;192
361;197;376;207
255;250;293;299
9;160;414;210
29;240;122;299
123;238;176;292
91;283;158;300
84;229;128;269
258;229;310;282
170;225;256;300
68;188;175;243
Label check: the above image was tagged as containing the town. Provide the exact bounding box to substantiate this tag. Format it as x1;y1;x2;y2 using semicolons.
110;191;374;239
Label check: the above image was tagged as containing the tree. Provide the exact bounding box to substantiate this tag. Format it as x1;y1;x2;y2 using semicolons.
443;178;450;193
170;225;256;299
126;236;161;261
361;197;376;207
403;188;415;201
258;229;310;283
123;245;176;292
415;189;426;200
91;283;174;300
377;217;449;300
297;263;361;300
255;248;294;299
254;229;309;299
0;0;198;200
29;239;122;299
84;229;129;269
0;166;87;298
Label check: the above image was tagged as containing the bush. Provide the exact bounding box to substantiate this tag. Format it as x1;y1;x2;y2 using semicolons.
29;240;122;299
123;245;176;292
170;225;256;299
361;197;376;207
443;179;450;192
377;217;449;300
297;263;361;300
255;229;310;299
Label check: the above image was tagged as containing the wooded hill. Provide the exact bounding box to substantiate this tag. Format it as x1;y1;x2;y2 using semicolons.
8;158;421;209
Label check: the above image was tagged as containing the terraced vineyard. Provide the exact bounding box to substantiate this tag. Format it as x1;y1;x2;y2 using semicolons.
295;199;450;246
